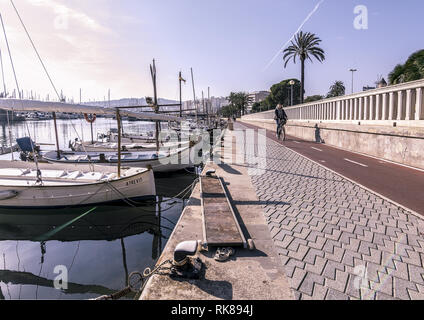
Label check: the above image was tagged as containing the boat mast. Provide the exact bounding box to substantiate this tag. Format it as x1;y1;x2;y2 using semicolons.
150;59;160;153
116;108;122;178
179;71;183;118
207;87;210;127
202;90;205;117
52;112;60;159
190;68;198;124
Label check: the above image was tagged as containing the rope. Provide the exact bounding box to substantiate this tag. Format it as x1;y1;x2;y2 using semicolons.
105;180;195;216
0;13;42;183
94;259;173;300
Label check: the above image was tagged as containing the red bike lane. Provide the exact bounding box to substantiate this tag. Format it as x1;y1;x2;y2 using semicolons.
239;121;424;217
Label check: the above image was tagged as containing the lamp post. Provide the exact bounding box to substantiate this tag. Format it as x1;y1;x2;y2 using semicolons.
349;69;357;94
289;80;295;106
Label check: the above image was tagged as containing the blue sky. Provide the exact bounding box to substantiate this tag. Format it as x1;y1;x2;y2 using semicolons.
0;0;422;101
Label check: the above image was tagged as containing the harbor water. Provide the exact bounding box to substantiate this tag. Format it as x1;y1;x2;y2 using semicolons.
0;118;197;300
0;117;161;151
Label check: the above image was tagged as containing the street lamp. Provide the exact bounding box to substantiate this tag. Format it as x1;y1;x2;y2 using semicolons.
289;80;295;106
349;69;357;94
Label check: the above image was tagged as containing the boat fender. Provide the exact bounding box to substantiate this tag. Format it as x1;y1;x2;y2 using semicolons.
0;190;19;200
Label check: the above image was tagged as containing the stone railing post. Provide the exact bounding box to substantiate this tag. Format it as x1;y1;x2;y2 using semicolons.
375;94;381;120
363;96;368;120
397;90;404;121
382;93;388;120
405;89;412;120
416;87;423;120
388;92;395;120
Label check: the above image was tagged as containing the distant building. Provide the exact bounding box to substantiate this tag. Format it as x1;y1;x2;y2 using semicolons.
183;96;229;114
377;78;388;88
363;86;376;91
247;91;270;113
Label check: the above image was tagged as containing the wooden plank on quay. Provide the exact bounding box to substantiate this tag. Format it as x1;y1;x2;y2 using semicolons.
200;174;245;247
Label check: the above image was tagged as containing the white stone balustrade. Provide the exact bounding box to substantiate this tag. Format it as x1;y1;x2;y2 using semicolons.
281;79;424;126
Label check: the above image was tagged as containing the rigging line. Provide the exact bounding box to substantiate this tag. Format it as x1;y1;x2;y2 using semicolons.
2;253;12;300
15;241;22;299
0;46;7;95
10;0;61;101
3;44;15;160
0;13;41;174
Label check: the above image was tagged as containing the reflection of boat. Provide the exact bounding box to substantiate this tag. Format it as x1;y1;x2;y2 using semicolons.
0;204;168;300
0;160;156;208
0;269;117;298
0;204;162;242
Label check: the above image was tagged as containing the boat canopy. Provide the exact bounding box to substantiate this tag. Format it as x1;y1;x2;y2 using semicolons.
0;98;182;122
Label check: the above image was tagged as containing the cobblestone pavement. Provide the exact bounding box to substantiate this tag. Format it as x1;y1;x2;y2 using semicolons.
239;126;424;300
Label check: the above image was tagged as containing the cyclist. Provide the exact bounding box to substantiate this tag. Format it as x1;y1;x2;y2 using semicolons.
274;103;288;140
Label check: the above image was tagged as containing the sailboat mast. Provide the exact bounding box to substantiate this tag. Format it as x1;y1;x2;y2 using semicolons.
179;71;183;118
116;109;122;178
207;86;210;127
190;68;197;123
52;112;60;159
150;60;160;153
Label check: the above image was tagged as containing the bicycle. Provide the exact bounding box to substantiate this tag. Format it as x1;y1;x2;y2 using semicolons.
276;119;287;141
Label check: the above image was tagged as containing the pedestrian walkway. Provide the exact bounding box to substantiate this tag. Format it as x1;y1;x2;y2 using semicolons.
237;123;424;300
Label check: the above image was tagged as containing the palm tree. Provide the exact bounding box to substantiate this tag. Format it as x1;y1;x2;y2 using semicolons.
327;81;345;98
388;64;406;84
283;31;325;103
228;92;252;116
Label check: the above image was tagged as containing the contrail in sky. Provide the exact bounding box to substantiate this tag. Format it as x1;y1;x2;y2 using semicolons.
263;0;325;71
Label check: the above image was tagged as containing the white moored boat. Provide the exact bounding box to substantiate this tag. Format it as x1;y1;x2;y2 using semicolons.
70;139;190;152
0;161;156;208
42;145;202;173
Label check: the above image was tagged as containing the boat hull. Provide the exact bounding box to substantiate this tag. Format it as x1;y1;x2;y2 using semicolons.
43;146;203;173
0;165;156;208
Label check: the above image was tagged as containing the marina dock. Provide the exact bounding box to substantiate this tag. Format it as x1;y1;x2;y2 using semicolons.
141;122;424;300
141;125;293;300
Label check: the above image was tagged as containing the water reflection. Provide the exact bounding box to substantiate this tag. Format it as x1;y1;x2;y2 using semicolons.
0;192;188;300
0;118;197;300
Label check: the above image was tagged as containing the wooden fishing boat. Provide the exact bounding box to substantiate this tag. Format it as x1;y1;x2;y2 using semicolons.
42;145;201;173
70;139;190;152
0;161;156;209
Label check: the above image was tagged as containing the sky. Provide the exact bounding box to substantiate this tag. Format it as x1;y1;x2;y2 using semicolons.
0;0;422;102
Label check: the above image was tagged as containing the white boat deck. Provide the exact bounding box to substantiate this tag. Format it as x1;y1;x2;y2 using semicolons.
44;146;189;164
0;168;132;186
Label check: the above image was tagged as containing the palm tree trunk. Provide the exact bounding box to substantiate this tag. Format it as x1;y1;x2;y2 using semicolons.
301;58;305;104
